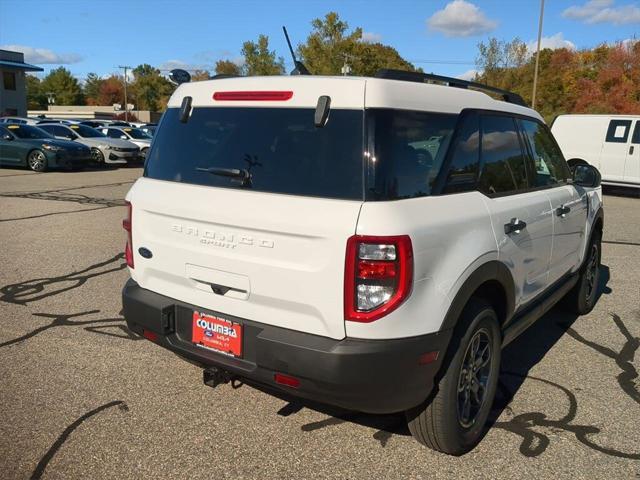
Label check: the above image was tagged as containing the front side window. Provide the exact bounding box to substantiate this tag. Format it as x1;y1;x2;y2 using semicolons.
519;119;570;186
145;107;364;200
632;121;640;144
605;119;632;143
478;115;529;195
70;124;105;138
366;109;457;200
123;128;151;140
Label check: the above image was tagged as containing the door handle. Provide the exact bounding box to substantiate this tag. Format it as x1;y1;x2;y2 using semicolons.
504;218;527;235
556;205;571;217
630;145;635;155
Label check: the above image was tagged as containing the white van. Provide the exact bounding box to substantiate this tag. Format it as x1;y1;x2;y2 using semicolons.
551;114;640;189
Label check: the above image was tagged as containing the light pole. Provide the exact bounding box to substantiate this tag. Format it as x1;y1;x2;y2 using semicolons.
118;65;132;121
531;0;545;109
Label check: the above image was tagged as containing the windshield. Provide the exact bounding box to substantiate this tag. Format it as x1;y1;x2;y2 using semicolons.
6;125;53;139
123;128;151;140
365;109;458;200
145;107;363;200
70;124;105;138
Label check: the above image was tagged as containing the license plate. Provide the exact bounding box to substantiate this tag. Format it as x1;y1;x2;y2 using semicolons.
192;311;242;357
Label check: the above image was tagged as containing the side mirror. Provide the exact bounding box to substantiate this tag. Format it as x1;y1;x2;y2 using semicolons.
68;133;78;140
2;133;13;141
573;164;601;188
120;135;128;140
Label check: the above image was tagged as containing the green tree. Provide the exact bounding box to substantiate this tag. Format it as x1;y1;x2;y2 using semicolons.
298;12;417;76
215;60;242;76
131;64;175;111
83;73;104;105
40;67;84;105
26;75;47;109
241;35;285;76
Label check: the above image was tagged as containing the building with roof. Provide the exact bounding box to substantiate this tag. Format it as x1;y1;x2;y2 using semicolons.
0;49;43;117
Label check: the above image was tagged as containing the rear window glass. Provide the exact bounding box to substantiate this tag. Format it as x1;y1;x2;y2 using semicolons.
366;109;458;200
145;107;364;200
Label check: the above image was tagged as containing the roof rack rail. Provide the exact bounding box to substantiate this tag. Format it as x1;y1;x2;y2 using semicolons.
374;69;528;107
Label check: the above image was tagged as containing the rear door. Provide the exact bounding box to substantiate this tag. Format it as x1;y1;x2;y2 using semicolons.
478;114;553;308
601;118;633;182
624;121;640;185
127;103;365;340
519;118;586;283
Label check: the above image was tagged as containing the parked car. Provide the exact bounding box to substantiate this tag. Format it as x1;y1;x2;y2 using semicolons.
80;120;113;129
551;114;639;189
99;126;151;160
121;71;603;455
0;116;39;125
38;123;140;166
0;124;91;171
138;124;157;136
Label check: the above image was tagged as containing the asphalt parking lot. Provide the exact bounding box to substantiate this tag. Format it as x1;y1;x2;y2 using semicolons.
0;167;638;479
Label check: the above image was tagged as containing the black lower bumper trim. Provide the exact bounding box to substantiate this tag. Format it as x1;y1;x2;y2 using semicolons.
122;279;450;414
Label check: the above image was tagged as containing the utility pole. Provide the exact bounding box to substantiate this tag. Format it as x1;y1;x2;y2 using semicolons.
118;65;132;121
531;0;545;109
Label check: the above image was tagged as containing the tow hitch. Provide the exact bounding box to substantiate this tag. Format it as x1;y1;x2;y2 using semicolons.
203;367;234;389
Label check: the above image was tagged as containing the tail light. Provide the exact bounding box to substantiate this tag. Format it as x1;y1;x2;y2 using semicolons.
123;201;133;268
344;235;413;322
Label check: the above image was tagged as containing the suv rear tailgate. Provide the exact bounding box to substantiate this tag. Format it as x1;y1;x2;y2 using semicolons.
127;178;361;339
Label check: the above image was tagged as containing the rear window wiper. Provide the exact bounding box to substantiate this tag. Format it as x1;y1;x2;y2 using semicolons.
196;167;252;187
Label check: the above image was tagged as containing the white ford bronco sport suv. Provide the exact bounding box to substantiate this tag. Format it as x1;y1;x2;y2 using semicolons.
122;70;604;455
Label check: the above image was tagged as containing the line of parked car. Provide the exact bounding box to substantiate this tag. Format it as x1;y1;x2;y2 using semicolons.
0;116;156;172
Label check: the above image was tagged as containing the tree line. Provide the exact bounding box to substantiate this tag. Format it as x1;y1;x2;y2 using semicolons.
26;11;638;121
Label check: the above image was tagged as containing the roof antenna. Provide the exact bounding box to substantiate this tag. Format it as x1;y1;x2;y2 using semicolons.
282;26;310;75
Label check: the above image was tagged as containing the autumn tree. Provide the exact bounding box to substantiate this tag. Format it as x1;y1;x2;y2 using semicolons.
96;75;124;106
83;73;104;105
191;69;211;81
214;60;242;76
40;67;84;105
241;34;285;76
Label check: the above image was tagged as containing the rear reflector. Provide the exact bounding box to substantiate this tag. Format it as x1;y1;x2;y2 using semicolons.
142;329;158;342
213;91;293;101
418;351;439;365
274;373;300;388
123;201;134;268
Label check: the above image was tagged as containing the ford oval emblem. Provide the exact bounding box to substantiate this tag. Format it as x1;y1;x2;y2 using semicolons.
169;69;191;85
138;247;153;259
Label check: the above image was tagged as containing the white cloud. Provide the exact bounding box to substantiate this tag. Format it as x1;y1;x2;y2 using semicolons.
0;44;83;64
361;31;382;43
457;69;479;80
427;0;498;37
563;0;640;25
527;33;576;53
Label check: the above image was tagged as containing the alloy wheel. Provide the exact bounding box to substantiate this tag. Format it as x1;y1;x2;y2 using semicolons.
457;329;492;428
28;151;46;172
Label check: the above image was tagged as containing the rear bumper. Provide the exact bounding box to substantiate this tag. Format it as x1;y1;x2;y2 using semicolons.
122;279;450;414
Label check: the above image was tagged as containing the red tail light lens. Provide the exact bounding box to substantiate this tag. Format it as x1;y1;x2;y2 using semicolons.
213;91;293;101
345;235;413;322
123;201;133;268
274;373;300;388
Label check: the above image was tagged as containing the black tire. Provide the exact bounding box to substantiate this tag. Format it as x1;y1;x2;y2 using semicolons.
91;147;105;166
562;229;601;315
406;299;501;455
27;149;48;172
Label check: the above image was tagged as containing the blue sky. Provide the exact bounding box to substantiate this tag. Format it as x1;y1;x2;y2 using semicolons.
1;0;638;82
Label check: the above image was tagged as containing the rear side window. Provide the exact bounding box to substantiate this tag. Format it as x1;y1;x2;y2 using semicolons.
366;109;457;200
478;115;529;195
145;107;364;200
442;112;480;194
519;119;571;186
605;119;632;143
